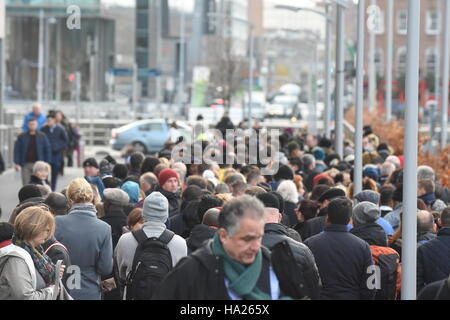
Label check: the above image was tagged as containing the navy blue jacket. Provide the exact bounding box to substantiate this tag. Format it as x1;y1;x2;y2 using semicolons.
40;124;68;164
417;227;450;292
13;131;51;166
304;224;376;300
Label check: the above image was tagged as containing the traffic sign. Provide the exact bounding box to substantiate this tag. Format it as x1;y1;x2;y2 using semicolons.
109;68;161;77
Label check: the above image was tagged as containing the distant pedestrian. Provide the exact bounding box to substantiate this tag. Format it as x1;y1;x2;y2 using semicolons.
54;178;113;300
22;103;47;132
304;198;376;300
14;118;51;186
40;112;68;191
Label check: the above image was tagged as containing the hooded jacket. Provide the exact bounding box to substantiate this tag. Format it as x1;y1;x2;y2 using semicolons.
262;223;321;300
155;186;181;218
186;224;217;254
155;239;309;300
0;244;55;300
417;228;450;292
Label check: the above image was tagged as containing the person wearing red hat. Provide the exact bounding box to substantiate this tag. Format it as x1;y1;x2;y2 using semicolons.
156;168;181;218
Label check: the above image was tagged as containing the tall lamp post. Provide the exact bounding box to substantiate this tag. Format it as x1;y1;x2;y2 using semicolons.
274;4;333;138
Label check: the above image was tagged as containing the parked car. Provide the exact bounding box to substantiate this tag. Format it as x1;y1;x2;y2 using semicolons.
110;119;192;154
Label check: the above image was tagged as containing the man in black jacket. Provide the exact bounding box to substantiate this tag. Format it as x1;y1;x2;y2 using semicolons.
100;188;129;250
417;207;450;292
304;197;376;300
259;193;321;299
156;168;181;217
156;195;309;300
301;188;346;241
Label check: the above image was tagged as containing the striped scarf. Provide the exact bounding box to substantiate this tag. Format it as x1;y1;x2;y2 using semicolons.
12;235;56;286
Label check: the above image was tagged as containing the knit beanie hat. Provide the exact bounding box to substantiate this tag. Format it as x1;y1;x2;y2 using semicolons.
158;168;179;187
318;187;346;203
121;181;140;204
352;201;381;226
18;185;42;203
256;192;280;210
313;173;333;186
363;166;380;182
312;147;326;161
354;190;380;205
143;192;169;223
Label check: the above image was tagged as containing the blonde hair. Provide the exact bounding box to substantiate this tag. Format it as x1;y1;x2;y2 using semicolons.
67;178;94;203
216;193;234;203
14;206;55;241
159;157;170;165
32;161;51;175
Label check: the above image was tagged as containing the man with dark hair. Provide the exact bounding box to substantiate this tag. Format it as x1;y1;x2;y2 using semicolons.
14;118;51;186
304;198;375;300
112;163;128;182
41;113;68;191
379;185;395;217
128;152;145;178
418;179;436;208
260;193;321;300
417;207;450;292
156;195;312;300
301;188;347;241
384;184;404;230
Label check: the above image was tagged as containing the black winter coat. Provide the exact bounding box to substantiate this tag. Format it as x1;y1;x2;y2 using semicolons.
100;208;127;250
186;224;217;254
167;201;199;238
350;223;388;247
156;186;181;218
304;224;376;300
262;223;321;299
283;201;298;228
155;240;311;300
417;228;450;292
301;216;326;241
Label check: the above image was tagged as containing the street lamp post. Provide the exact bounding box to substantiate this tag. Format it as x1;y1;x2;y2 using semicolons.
275;4;332;138
354;0;366;196
208;12;254;128
441;0;450;148
335;3;346;159
386;0;394;122
402;0;421;301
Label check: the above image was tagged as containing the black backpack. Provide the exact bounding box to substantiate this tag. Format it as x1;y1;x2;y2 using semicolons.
125;229;175;300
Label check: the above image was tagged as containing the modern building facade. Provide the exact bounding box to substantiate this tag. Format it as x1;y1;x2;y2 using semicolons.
6;0;115;102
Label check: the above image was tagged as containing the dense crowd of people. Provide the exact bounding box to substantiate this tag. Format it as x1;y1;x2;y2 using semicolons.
0;111;450;300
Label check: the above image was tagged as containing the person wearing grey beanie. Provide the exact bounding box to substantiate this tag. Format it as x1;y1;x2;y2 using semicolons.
352;202;381;226
350;202;387;246
354;190;380;205
114;191;187;298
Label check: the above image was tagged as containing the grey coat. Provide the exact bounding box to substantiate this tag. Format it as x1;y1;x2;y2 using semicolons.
0;244;55;300
55;204;113;300
114;221;187;298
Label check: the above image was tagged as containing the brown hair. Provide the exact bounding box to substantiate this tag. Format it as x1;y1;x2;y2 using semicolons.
14;206;55;241
67;178;94;204
127;208;144;230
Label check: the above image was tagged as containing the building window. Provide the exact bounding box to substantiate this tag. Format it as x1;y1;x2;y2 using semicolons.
425;48;439;76
397;47;407;76
397;10;407;35
426;10;440;35
374;10;385;35
375;49;384;77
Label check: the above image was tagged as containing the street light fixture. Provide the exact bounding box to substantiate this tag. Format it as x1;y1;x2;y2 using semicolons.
207;12;255;129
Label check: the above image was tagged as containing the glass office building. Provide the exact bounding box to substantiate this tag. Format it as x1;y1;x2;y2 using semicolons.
6;0;114;101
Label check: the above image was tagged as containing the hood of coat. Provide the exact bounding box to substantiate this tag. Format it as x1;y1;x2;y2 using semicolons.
187;224;217;252
0;244;37;288
350;223;387;247
264;223;290;237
